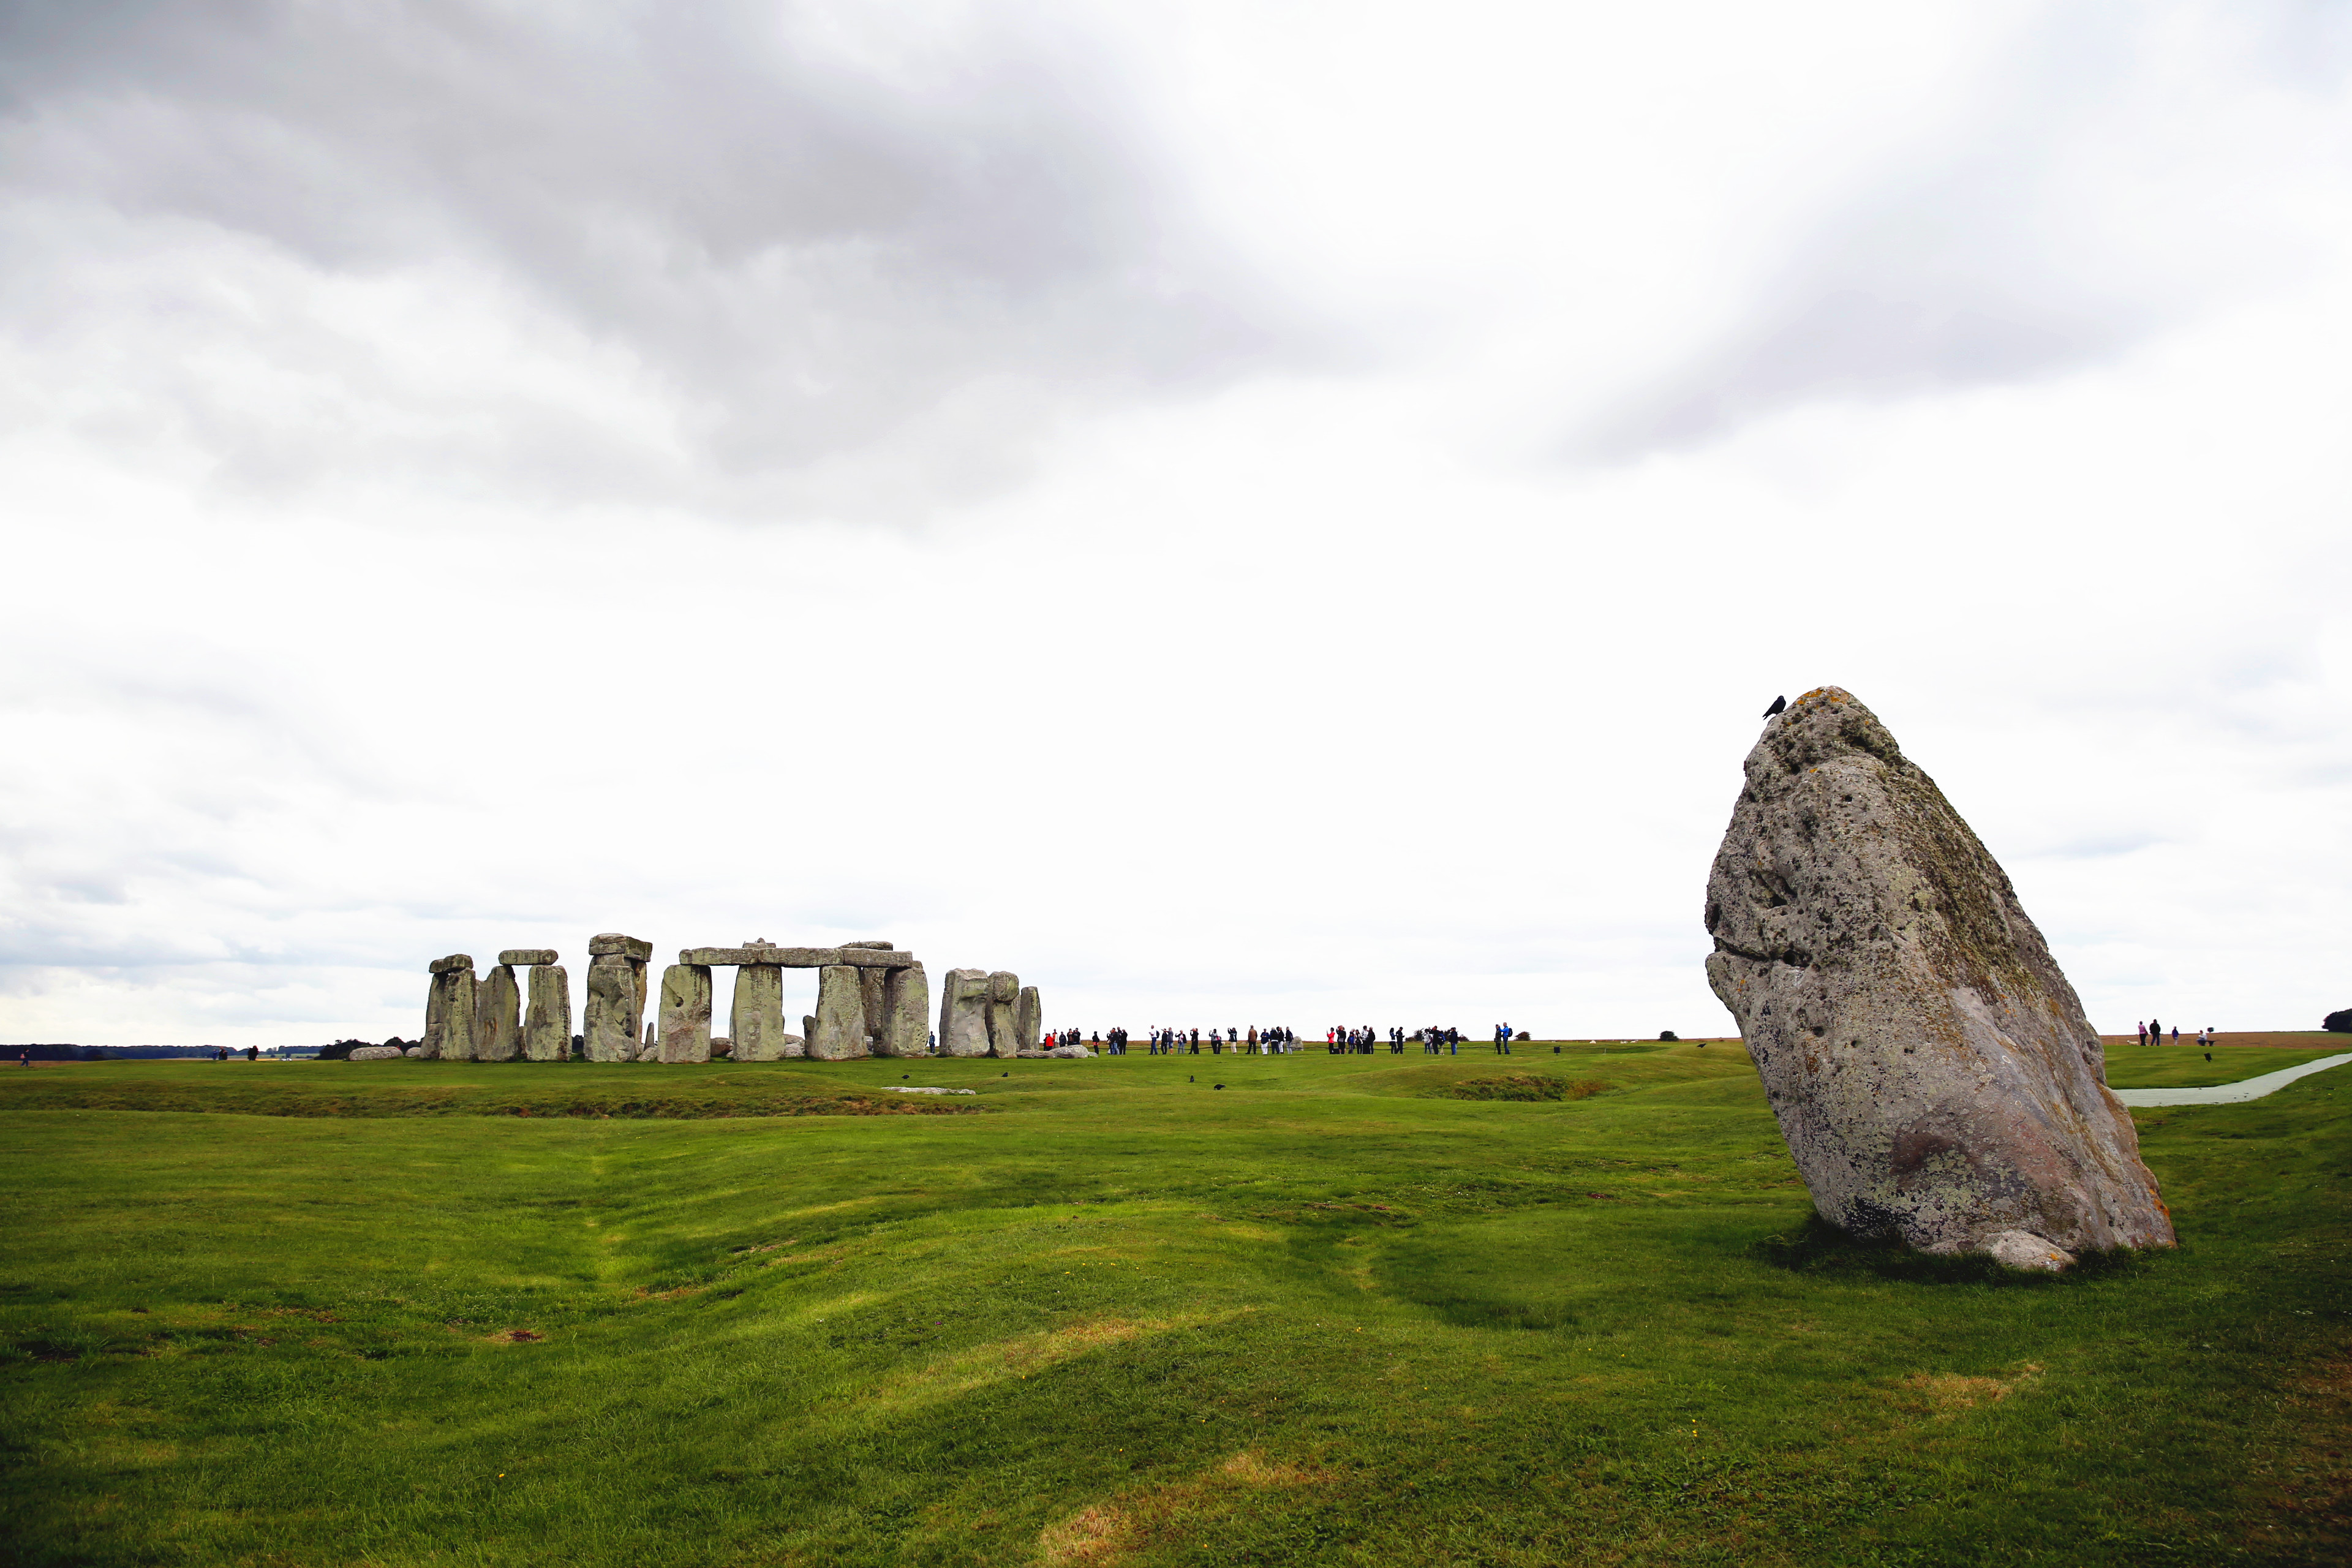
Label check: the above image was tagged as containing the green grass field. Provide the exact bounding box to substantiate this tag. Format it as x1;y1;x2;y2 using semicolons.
3;1040;2347;1566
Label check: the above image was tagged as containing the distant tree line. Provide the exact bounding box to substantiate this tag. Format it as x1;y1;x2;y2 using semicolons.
2326;1009;2352;1034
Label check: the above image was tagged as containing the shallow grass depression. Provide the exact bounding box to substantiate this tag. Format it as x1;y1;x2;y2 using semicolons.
2;1042;2347;1566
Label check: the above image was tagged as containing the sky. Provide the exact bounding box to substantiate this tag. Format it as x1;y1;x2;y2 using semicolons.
2;0;2348;1047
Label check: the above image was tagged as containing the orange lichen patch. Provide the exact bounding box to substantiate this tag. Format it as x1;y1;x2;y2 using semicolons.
1897;1362;2041;1417
1038;1449;1332;1565
859;1316;1210;1417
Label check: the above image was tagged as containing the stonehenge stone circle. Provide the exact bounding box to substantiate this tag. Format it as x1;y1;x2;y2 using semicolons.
1705;687;2174;1268
657;963;714;1063
475;963;522;1062
938;970;993;1057
523;962;571;1061
423;933;1027;1068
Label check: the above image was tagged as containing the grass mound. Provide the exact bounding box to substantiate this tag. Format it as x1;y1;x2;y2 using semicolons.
2;1044;2346;1566
1435;1073;1609;1101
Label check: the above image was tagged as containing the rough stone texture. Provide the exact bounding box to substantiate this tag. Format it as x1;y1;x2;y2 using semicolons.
879;963;929;1058
938;969;993;1057
582;952;643;1062
429;953;475;975
657;963;714;1063
349;1045;407;1061
1044;1043;1091;1060
984;971;1021;1059
641;1020;659;1060
859;967;889;1054
710;1036;732;1058
809;967;868;1059
1985;1230;2076;1272
404;1046;425;1057
729;964;791;1062
589;933;655;960
676;944;914;968
1015;986;1041;1052
778;1033;805;1057
475;964;522;1062
802;1016;818;1049
1704;687;2174;1263
524;965;572;1061
499;949;558;967
422;962;477;1061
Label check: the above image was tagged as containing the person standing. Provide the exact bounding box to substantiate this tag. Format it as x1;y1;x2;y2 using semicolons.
2136;1020;2147;1047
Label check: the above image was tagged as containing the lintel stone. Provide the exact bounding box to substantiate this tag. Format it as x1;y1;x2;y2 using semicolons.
500;949;559;967
429;954;474;974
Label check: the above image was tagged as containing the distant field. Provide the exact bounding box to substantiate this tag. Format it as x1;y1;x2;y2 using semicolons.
2;1044;2346;1566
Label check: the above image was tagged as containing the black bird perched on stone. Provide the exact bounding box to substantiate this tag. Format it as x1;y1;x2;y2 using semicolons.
1762;695;1787;718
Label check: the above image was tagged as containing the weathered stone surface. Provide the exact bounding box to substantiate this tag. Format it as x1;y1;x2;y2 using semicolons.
809;967;867;1060
404;1046;425;1057
938;970;993;1057
984;972;1020;1058
524;965;572;1061
1704;687;2174;1263
657;964;714;1063
879;963;929;1057
859;967;889;1053
710;1036;732;1058
1044;1043;1091;1060
801;1017;816;1051
1015;986;1041;1052
429;954;475;975
589;933;655;960
582;952;643;1062
475;964;522;1062
422;962;477;1060
729;964;792;1062
349;1045;407;1061
778;1032;805;1057
500;949;559;967
676;944;914;968
640;1020;658;1060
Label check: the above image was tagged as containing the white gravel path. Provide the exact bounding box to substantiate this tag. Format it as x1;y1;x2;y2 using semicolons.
2112;1052;2352;1107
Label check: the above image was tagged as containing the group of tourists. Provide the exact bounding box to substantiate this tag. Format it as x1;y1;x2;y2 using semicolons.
1105;1027;1302;1056
2135;1019;2218;1048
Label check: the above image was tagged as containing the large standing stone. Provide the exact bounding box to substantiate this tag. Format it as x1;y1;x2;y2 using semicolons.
984;971;1021;1058
1704;687;2174;1267
582;933;652;1063
809;967;868;1060
475;964;522;1061
657;964;714;1063
1015;986;1041;1052
421;956;477;1061
729;963;791;1061
524;964;572;1061
938;969;993;1057
879;962;930;1057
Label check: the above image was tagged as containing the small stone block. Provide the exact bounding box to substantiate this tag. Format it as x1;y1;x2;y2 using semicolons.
588;933;654;960
429;954;474;974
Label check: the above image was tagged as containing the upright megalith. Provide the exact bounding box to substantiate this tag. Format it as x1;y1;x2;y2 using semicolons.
1015;986;1041;1053
880;962;929;1057
421;956;477;1061
522;959;572;1061
938;969;993;1057
809;967;869;1060
657;963;714;1063
1704;687;2174;1268
984;972;1023;1058
582;933;653;1063
476;962;522;1062
728;944;797;1061
844;941;894;1052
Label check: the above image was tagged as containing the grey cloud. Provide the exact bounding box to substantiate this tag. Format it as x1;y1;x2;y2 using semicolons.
0;0;1303;511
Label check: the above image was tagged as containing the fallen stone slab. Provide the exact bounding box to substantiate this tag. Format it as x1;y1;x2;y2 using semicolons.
348;1045;407;1061
1704;686;2173;1265
883;1085;976;1095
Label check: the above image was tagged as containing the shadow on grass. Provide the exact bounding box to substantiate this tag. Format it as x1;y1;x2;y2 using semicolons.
1749;1213;2162;1286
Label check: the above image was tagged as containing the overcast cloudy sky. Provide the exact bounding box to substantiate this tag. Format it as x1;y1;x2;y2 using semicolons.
3;0;2348;1047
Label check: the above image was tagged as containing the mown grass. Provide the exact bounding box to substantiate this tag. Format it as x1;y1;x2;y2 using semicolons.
1;1043;2346;1567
